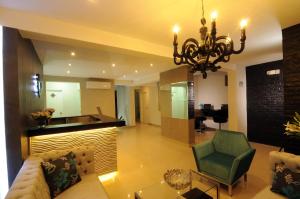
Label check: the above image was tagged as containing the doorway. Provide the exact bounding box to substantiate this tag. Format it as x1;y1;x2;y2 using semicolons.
135;90;141;123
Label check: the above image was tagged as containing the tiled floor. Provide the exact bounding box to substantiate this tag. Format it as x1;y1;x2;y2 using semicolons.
102;124;279;199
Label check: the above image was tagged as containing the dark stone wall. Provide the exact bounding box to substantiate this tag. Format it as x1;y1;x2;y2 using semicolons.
282;24;300;120
246;60;284;146
3;27;45;185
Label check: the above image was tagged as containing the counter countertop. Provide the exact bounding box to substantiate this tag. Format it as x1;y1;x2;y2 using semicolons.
27;115;125;137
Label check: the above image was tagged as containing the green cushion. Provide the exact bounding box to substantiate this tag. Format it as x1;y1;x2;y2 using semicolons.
213;130;250;157
199;152;235;183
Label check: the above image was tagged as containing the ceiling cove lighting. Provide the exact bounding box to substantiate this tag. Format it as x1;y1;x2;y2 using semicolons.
172;0;248;78
0;25;9;198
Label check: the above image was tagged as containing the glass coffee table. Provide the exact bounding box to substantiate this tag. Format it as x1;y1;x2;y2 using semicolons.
134;170;220;199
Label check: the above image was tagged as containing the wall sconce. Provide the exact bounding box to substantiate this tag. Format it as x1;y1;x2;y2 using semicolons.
266;69;280;76
32;74;42;97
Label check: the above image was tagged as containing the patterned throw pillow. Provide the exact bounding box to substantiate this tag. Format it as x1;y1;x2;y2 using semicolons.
271;163;300;199
41;152;81;198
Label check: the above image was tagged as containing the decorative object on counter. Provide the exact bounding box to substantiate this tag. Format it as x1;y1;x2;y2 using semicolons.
284;112;300;136
172;0;248;78
163;169;191;190
31;108;55;127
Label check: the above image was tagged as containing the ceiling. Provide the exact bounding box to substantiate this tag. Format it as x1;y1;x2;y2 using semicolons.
1;0;300;84
31;37;173;85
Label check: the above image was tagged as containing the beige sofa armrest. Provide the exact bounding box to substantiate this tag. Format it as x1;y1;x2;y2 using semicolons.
5;156;50;199
270;151;300;173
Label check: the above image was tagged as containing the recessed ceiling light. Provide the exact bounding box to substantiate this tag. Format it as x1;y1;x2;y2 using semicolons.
112;63;116;67
70;52;76;56
150;63;153;67
102;70;106;74
68;63;72;66
66;70;71;74
134;70;138;73
123;75;126;78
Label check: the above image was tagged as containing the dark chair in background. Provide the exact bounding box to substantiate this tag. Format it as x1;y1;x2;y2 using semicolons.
202;104;214;117
194;109;207;132
213;109;228;130
195;115;207;132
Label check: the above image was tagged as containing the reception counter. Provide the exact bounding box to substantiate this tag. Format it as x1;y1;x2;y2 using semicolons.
28;114;125;137
28;115;125;175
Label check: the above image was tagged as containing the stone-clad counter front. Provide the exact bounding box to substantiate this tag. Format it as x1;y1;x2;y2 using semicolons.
30;127;118;175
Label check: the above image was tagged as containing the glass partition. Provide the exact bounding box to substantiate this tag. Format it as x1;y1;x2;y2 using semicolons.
160;81;188;119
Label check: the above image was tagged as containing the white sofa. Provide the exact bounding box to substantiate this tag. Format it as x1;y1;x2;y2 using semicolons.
253;151;300;199
5;146;110;199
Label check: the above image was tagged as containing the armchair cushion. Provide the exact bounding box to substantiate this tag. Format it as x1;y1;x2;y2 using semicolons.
192;141;214;171
199;152;235;182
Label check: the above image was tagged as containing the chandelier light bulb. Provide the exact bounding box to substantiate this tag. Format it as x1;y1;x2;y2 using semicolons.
225;36;232;44
211;11;218;21
240;19;248;29
173;25;180;34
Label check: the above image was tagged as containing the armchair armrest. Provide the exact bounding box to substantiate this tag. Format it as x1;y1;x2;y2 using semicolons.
229;148;256;184
192;141;215;171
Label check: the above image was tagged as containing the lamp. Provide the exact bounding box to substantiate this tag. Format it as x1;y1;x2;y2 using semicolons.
173;0;248;78
32;74;42;97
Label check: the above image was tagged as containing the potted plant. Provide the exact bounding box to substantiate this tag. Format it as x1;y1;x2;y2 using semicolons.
31;108;55;127
282;112;300;155
284;112;300;136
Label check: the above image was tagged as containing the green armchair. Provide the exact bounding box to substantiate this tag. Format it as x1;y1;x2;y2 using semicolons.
192;130;256;196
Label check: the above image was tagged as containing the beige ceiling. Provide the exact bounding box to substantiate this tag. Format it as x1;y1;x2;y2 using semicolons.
1;0;300;83
29;34;173;84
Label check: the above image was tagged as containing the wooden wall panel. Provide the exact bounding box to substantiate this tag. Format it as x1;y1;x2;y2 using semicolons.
160;65;195;144
3;27;44;185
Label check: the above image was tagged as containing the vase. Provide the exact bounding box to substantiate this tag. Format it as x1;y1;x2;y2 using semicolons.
37;119;47;128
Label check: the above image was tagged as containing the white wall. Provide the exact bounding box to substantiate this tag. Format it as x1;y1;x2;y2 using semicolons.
46;82;81;117
194;72;228;129
116;86;136;126
140;83;161;126
235;66;248;133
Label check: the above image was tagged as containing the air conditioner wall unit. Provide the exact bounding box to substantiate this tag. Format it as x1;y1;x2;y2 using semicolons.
86;81;112;89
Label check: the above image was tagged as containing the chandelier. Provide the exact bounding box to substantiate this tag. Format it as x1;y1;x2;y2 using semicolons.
172;0;248;78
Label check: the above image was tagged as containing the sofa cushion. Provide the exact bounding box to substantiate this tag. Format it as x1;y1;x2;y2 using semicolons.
199;152;235;182
271;163;300;198
41;152;81;198
55;174;109;199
